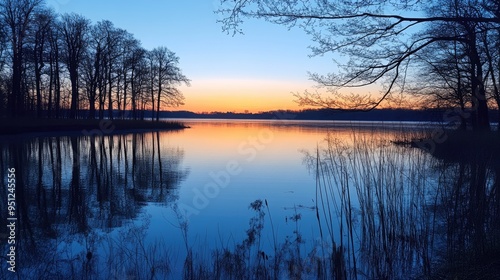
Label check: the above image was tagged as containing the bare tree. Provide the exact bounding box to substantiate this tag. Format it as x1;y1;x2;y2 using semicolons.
81;41;98;119
481;15;500;122
148;47;189;121
118;33;141;119
29;8;55;117
409;4;477;129
0;11;9;116
47;17;62;118
129;47;148;120
0;0;44;117
82;20;113;119
0;1;188;120
102;21;123;120
60;13;90;119
217;0;500;130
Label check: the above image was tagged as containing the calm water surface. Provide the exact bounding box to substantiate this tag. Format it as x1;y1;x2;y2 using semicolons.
1;119;498;279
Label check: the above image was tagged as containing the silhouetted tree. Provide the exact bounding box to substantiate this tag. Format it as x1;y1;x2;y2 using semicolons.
0;0;188;120
0;0;44;117
0;14;9;116
148;47;189;121
29;8;55;117
117;32;141;119
411;6;473;129
127;46;147;120
218;0;500;130
47;17;62;118
481;12;500;123
99;21;123;120
60;13;90;119
81;34;99;119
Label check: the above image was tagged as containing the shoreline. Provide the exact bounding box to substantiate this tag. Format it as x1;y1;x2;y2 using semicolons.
0;118;188;137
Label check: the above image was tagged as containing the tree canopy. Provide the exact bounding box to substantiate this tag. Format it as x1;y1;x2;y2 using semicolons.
218;0;500;130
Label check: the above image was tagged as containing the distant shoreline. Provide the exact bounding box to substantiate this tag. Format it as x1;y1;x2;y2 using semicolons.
0;118;187;137
2;113;499;138
160;108;500;123
16;108;500;123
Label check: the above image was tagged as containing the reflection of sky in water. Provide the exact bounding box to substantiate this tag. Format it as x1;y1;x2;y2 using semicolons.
149;120;423;267
157;120;327;254
4;119;474;279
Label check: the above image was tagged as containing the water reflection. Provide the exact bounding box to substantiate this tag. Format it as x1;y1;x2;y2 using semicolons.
430;148;500;278
307;132;500;279
0;132;188;279
1;121;499;279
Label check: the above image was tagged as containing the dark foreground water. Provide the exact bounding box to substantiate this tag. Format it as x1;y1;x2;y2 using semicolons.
1;119;499;279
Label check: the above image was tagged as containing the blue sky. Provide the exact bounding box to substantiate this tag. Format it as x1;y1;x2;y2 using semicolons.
46;0;335;112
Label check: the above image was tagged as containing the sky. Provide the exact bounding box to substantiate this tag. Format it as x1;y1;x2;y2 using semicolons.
45;0;336;113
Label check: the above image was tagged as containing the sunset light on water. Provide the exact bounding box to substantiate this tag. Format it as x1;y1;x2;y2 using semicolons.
1;0;500;279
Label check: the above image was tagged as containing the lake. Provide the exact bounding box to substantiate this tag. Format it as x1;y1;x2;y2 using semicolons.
1;119;499;279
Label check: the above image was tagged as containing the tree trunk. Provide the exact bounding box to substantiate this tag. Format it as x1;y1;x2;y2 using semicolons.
472;59;490;131
122;71;127;119
34;45;43;118
467;29;490;131
54;54;61;118
107;72;113;120
11;49;24;117
48;56;53;118
69;59;79;119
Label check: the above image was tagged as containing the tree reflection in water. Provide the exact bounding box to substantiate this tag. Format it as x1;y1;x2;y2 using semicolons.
430;144;500;278
307;132;500;279
173;130;500;280
1;129;500;279
0;132;188;279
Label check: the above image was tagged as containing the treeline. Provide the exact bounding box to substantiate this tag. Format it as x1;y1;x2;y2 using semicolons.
409;0;500;130
160;108;499;122
0;0;189;120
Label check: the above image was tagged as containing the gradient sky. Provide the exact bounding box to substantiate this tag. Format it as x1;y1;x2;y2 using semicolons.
46;0;337;113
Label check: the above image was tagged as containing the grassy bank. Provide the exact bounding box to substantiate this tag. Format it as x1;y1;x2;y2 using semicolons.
0;118;187;136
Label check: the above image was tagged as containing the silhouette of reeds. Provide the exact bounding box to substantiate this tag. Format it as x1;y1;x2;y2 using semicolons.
303;129;440;279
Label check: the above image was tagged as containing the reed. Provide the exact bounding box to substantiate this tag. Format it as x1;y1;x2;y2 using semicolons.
303;128;439;279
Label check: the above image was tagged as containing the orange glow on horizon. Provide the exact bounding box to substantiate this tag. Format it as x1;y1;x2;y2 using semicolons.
173;78;426;113
176;78;314;113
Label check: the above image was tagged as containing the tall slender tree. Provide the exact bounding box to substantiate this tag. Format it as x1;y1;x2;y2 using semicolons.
60;13;90;119
0;12;9;116
149;47;189;121
47;18;62;118
0;0;44;117
29;8;54;117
